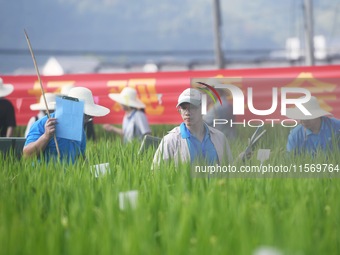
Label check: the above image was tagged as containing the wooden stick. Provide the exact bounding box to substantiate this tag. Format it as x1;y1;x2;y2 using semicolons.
24;29;61;158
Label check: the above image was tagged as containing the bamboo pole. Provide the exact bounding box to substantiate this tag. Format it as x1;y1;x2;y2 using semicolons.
24;29;61;158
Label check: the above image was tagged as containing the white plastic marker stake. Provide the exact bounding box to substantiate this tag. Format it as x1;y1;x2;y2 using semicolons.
119;190;138;210
90;163;110;178
253;246;282;255
257;149;271;173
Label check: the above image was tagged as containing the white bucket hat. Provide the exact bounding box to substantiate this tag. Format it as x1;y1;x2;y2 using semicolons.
68;87;110;117
109;87;145;109
0;78;14;97
285;96;332;120
176;88;202;107
30;93;56;111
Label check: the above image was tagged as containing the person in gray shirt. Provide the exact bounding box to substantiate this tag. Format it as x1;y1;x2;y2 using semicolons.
103;87;151;143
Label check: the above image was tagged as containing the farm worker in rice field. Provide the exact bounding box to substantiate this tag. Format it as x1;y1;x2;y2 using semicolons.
23;87;110;164
103;87;151;143
152;88;233;168
0;78;16;137
285;96;340;156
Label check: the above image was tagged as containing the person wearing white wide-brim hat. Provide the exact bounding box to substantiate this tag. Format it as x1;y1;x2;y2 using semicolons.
285;96;340;155
0;77;16;137
23;87;110;163
103;87;151;143
24;93;56;138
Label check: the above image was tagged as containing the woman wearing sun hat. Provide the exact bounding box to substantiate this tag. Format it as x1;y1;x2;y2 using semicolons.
23;87;110;163
0;77;16;137
24;93;56;138
285;96;340;155
103;87;151;143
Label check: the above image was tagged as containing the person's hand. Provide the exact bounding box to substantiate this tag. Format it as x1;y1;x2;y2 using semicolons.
102;124;113;132
44;118;57;138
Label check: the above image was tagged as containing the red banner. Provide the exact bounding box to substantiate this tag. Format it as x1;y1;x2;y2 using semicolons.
2;65;340;126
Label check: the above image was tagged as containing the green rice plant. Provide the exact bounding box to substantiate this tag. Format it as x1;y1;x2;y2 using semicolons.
0;124;339;255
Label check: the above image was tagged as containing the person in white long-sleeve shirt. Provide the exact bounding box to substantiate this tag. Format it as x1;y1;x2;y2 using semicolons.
152;88;233;168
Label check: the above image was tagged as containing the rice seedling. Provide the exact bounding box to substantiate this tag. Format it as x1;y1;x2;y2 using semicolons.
0;124;339;255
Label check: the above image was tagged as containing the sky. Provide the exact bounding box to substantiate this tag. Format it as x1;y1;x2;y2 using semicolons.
0;0;339;74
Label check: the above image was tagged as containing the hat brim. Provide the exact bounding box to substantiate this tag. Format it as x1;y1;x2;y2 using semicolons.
30;102;56;111
285;108;332;120
109;94;146;109
84;104;110;117
176;98;201;107
0;84;14;97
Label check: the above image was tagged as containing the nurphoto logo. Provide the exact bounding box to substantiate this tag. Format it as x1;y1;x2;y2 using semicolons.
195;79;313;128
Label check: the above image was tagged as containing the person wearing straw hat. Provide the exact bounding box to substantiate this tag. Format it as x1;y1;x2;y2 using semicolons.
23;87;110;163
24;93;56;138
103;87;151;143
285;96;340;155
152;88;233;168
0;77;16;137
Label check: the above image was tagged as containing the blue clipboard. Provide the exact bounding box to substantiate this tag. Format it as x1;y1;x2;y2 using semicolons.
55;96;84;141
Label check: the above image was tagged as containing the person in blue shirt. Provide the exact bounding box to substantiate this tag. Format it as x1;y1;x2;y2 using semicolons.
153;88;233;167
23;87;110;163
285;96;340;156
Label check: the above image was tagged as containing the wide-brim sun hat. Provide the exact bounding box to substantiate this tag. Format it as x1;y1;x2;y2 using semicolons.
285;96;332;120
30;93;56;111
109;87;146;109
0;78;14;97
176;88;202;107
68;87;110;117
